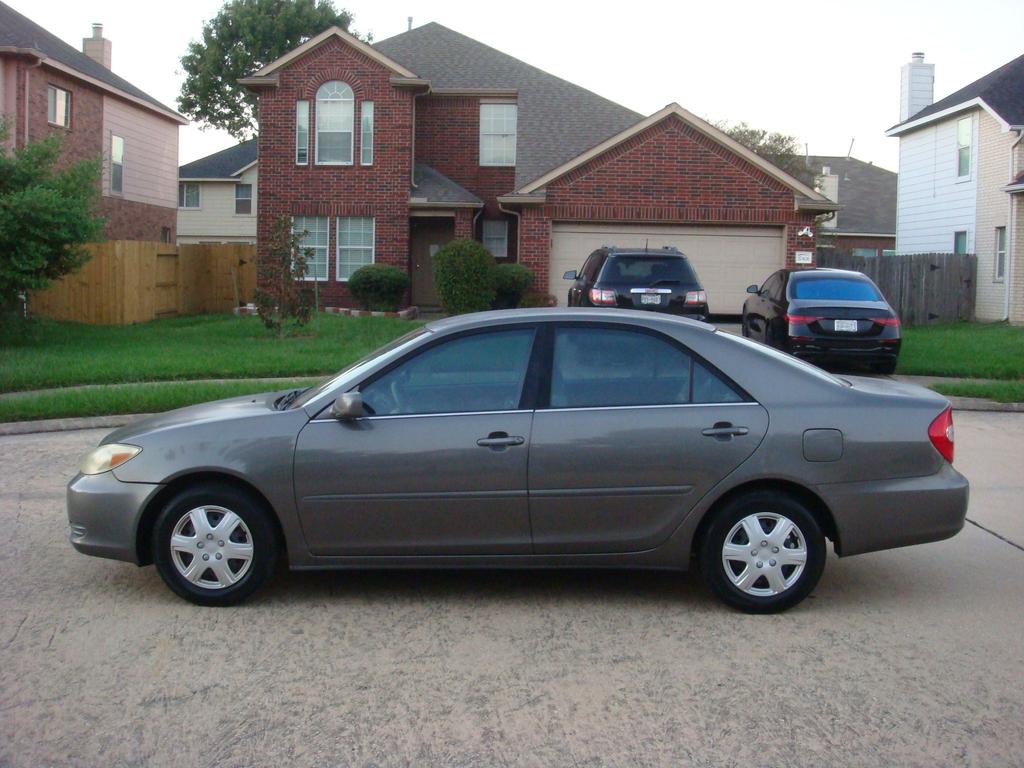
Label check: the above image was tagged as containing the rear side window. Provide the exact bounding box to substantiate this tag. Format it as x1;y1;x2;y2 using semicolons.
550;326;742;408
599;256;696;285
792;278;881;301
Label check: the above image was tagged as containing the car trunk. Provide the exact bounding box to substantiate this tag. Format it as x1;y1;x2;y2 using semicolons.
788;299;897;342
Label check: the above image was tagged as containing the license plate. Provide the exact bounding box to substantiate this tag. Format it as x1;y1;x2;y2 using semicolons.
640;294;661;305
834;319;858;332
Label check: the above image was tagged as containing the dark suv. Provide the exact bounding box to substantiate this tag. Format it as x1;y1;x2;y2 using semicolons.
562;247;709;319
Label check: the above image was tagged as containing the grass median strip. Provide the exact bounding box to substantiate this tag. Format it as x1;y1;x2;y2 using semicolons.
931;380;1024;404
0;378;320;422
899;322;1024;379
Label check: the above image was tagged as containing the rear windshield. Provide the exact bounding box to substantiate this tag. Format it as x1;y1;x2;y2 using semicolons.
791;277;881;301
600;256;697;285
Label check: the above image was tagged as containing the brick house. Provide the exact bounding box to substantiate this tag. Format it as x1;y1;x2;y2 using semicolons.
0;2;186;241
243;23;835;313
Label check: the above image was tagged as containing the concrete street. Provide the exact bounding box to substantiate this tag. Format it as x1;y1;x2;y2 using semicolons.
1;412;1022;767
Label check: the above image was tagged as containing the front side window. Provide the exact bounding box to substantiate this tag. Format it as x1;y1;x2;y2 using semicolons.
995;226;1007;281
292;216;329;280
178;182;200;209
957;116;972;179
360;101;374;165
47;86;69;127
110;135;124;194
234;183;253;215
482;220;508;258
953;230;968;255
360;329;536;416
296;100;309;164
336;217;374;280
480;103;517;166
550;326;741;408
316;81;354;164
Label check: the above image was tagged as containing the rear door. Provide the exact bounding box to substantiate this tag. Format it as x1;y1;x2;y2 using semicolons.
528;323;769;554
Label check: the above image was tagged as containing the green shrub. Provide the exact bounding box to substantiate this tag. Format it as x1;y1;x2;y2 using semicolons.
348;264;410;312
432;239;497;314
492;263;534;309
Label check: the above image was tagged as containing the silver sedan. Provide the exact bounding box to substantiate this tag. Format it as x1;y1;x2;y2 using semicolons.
67;309;968;613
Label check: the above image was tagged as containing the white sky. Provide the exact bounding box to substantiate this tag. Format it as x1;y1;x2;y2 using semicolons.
10;0;1024;171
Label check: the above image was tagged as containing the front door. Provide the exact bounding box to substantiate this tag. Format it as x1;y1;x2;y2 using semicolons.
410;217;454;307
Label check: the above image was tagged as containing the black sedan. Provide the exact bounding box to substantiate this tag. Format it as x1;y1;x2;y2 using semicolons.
742;268;901;374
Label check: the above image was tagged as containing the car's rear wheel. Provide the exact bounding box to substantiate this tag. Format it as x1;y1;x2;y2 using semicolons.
152;483;277;606
699;490;826;613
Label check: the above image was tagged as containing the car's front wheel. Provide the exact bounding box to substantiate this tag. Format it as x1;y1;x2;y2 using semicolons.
152;482;278;606
699;490;826;613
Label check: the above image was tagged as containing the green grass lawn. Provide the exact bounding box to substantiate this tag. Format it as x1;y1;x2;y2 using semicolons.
898;322;1024;379
1;313;420;392
930;380;1024;404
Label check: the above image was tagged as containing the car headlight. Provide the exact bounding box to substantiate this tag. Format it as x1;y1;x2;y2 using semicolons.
79;443;142;475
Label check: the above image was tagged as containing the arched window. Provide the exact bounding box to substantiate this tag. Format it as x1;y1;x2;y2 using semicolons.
316;81;354;164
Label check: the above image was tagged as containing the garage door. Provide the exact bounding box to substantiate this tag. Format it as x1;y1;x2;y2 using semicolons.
549;223;785;315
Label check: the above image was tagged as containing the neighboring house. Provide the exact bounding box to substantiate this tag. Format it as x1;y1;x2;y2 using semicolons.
810;155;896;257
0;3;186;241
241;23;834;313
177;139;258;244
886;52;1024;324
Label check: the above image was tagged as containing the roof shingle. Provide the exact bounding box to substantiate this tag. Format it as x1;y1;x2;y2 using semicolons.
808;155;896;235
411;164;482;205
179;139;258;178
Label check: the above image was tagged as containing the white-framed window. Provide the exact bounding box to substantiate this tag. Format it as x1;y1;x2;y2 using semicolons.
953;230;968;255
482;219;509;258
47;85;69;127
110;135;124;194
234;183;253;215
292;216;329;281
995;226;1007;282
360;101;374;166
851;247;877;258
178;182;200;209
957;116;972;179
316;81;354;165
296;100;309;164
336;216;375;281
480;103;517;166
882;249;896;257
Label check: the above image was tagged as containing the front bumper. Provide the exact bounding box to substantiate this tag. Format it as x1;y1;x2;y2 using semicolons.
67;472;163;564
815;461;969;557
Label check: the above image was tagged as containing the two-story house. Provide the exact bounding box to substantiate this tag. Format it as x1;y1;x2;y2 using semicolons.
0;2;186;241
886;52;1024;324
242;23;835;313
810;155;896;257
177;139;258;244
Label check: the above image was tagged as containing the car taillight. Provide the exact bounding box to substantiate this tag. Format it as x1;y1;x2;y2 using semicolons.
928;406;955;463
684;290;707;305
589;288;617;306
784;314;821;325
874;316;901;327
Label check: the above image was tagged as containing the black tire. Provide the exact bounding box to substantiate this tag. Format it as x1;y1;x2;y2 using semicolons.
872;359;898;375
152;482;278;606
741;318;750;337
698;490;826;613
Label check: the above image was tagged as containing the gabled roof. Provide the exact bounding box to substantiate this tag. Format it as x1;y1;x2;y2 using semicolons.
179;139;258;180
809;155;896;235
0;1;185;123
374;22;642;188
411;164;482;206
887;53;1024;136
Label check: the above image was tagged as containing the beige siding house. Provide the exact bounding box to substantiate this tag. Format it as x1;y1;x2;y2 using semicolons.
177;140;258;244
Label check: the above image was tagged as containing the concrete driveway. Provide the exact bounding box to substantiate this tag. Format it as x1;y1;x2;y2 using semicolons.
1;412;1022;767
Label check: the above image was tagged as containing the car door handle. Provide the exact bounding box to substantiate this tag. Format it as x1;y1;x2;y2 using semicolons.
701;423;749;440
476;432;525;449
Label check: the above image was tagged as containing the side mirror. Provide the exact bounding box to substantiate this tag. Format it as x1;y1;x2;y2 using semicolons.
746;284;760;294
563;270;578;281
330;392;364;420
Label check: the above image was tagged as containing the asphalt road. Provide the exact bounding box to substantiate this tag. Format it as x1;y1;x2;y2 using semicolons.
1;412;1022;767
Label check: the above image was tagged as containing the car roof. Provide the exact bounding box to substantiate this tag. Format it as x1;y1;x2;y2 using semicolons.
424;307;716;333
604;247;687;258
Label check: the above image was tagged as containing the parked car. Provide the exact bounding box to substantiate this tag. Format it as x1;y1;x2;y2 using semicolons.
67;309;966;613
563;246;709;319
742;268;902;374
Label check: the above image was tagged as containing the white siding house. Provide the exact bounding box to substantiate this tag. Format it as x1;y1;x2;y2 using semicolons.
177;140;258;244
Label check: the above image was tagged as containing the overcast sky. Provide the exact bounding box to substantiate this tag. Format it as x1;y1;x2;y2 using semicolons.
10;0;1024;171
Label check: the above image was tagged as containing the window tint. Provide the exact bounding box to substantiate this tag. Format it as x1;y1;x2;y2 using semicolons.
581;252;603;281
361;329;535;416
599;256;696;285
791;278;881;301
692;361;743;403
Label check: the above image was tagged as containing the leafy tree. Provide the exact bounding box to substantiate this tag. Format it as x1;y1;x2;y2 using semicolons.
256;216;312;337
0;125;104;308
179;0;357;138
717;121;816;187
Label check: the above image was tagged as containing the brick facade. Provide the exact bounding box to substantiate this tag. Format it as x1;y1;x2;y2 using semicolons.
820;234;896;256
100;197;176;241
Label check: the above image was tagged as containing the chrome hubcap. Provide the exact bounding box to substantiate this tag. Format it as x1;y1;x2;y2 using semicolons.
170;506;253;590
722;513;807;596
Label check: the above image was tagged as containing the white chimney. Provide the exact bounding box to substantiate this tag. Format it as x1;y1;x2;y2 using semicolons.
900;52;934;121
818;166;839;229
83;23;112;69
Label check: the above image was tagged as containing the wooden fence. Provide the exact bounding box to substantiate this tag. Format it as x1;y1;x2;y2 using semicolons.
30;241;258;324
816;251;977;325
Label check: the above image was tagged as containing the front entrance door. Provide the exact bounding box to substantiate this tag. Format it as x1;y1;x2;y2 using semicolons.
410;217;455;307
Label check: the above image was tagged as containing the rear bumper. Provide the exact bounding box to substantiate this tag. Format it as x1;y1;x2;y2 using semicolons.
67;472;162;564
814;462;968;557
789;338;900;364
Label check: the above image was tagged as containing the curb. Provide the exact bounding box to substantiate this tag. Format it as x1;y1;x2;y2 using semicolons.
945;397;1024;413
0;413;149;437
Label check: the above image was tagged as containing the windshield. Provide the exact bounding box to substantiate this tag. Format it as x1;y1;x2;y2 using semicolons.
600;256;697;285
289;326;431;409
792;277;881;301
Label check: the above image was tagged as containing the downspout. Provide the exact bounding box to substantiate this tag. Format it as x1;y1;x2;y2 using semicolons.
472;206;484;241
497;200;521;263
1005;127;1023;321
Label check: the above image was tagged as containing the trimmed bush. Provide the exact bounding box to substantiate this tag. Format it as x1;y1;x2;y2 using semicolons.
492;263;534;309
432;239;497;314
348;264;410;312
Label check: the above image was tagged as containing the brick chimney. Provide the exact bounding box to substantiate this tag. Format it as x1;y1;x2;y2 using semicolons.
83;23;112;69
900;52;934;122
